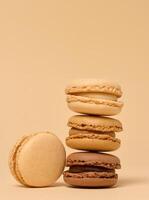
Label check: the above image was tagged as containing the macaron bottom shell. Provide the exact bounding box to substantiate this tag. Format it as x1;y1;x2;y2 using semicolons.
66;137;120;151
63;174;118;188
67;96;122;116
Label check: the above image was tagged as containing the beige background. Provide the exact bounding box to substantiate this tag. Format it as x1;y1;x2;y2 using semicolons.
0;0;149;199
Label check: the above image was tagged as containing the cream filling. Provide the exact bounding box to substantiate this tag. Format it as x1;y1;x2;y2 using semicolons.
69;128;116;138
75;92;117;101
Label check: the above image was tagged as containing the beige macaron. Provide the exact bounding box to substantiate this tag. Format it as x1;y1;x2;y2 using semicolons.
65;79;123;116
66;115;122;151
9;132;66;187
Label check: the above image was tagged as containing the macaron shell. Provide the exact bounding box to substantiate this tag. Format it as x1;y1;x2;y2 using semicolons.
68;101;121;116
66;152;121;169
63;176;118;188
65;79;122;97
68;115;123;132
10;132;66;187
66;136;120;151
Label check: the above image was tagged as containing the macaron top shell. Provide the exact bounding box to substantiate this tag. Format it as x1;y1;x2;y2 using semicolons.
68;115;123;132
9;132;66;187
66;152;121;169
65;79;122;97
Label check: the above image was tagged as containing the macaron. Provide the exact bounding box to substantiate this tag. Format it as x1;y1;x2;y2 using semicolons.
66;115;122;151
9;132;66;187
65;79;123;116
63;152;121;188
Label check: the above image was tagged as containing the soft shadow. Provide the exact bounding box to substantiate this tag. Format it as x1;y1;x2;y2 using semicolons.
66;185;117;190
13;182;66;189
51;182;66;187
118;177;149;187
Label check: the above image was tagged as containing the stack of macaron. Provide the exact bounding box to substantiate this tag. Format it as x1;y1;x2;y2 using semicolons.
63;79;124;188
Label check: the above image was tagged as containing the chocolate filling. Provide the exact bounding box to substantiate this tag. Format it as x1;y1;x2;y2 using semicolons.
69;165;115;173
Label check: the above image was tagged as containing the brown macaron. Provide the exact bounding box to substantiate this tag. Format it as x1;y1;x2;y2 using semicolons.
63;152;121;188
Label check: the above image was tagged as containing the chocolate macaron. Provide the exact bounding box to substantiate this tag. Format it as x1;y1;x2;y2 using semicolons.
63;152;121;188
66;115;122;151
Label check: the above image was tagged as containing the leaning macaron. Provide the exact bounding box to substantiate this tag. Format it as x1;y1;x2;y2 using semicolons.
65;79;123;116
63;152;121;188
66;115;122;151
9;132;66;187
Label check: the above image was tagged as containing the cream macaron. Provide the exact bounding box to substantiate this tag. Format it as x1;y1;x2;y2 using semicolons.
65;79;123;116
66;115;122;151
9;132;66;187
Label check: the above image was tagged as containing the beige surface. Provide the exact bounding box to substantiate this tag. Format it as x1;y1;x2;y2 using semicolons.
0;0;149;199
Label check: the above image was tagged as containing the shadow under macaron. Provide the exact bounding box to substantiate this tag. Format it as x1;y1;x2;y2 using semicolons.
13;181;66;189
